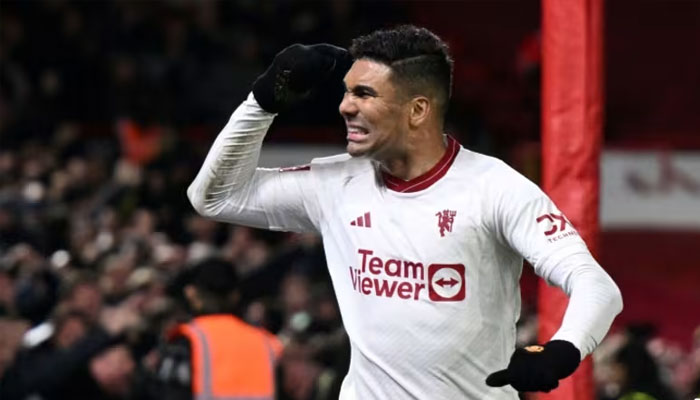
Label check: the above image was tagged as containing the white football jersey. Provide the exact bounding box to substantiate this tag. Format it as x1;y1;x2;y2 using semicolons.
187;94;623;400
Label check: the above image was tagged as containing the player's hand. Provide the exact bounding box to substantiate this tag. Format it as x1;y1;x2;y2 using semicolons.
252;43;353;113
485;340;581;392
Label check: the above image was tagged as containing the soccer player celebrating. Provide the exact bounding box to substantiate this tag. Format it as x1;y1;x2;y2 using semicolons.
187;25;622;399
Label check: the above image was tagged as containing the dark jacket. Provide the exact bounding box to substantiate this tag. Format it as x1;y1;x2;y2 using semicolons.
0;328;122;400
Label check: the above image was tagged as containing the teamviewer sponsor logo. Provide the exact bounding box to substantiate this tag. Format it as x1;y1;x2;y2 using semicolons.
348;249;465;302
428;264;466;301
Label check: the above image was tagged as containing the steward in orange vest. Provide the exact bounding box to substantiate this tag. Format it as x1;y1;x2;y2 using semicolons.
155;258;283;400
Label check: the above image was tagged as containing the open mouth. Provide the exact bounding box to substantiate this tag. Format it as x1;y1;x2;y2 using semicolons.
346;125;369;141
347;125;368;134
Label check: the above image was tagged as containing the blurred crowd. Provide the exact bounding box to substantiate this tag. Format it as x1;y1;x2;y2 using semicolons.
1;1;370;398
1;0;406;145
1;0;540;159
0;126;350;399
592;325;700;400
1;1;699;400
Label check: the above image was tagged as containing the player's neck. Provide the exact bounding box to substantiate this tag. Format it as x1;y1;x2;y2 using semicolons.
380;132;448;181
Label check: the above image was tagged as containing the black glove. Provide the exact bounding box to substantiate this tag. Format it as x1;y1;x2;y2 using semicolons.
485;340;581;392
252;43;352;113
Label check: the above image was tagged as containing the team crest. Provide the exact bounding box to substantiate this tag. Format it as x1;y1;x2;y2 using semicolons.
435;209;457;237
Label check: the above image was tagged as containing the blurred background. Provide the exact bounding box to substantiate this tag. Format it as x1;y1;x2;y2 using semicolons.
0;0;698;399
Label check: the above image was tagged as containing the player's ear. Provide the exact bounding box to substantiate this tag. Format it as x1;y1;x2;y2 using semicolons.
408;96;430;128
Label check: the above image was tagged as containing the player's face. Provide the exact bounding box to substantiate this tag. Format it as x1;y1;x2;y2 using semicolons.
339;59;410;159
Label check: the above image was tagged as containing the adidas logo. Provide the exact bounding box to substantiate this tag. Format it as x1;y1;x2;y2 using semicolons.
350;212;372;228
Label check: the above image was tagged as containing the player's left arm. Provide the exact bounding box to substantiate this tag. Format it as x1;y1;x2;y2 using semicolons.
487;173;623;392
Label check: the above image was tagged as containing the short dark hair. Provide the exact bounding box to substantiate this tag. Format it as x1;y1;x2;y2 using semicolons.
186;258;240;314
350;25;454;116
190;258;239;295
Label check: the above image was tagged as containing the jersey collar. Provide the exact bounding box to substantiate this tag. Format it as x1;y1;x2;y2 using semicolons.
381;135;460;193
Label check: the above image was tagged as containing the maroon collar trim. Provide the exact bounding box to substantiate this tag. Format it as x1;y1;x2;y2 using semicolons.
382;135;460;193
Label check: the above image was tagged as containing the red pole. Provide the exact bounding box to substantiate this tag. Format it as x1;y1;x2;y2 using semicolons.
538;0;604;399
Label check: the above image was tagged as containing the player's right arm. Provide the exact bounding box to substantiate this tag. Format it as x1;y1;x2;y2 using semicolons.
187;44;351;232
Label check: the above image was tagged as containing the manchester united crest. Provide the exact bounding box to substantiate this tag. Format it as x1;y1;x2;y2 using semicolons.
435;209;456;237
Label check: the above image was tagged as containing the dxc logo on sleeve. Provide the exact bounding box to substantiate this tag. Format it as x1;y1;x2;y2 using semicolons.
536;213;579;243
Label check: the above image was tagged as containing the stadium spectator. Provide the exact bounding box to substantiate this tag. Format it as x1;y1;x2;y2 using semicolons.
147;258;283;400
609;340;678;400
595;324;681;400
0;299;141;399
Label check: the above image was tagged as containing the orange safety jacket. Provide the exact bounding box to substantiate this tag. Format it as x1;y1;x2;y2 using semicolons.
171;314;283;400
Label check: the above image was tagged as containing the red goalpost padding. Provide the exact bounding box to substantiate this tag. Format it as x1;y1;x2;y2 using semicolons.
538;0;604;399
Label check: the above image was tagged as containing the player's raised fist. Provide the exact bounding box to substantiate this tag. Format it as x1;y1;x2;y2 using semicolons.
252;43;353;113
485;340;581;392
